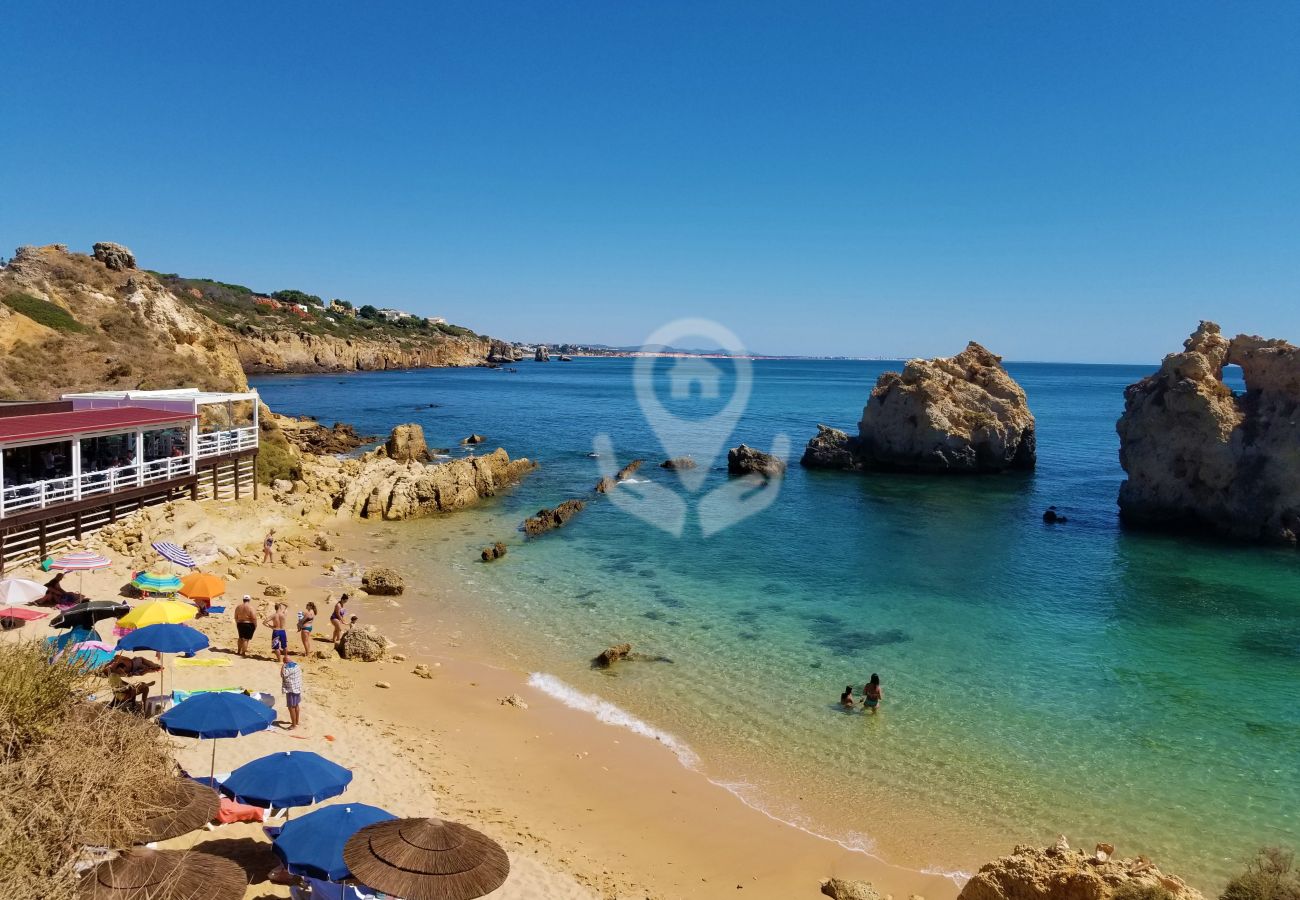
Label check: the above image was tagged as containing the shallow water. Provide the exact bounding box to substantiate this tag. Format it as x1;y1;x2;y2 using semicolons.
255;358;1299;887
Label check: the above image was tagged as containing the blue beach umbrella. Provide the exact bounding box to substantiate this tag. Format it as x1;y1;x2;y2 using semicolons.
272;803;396;881
117;622;209;654
221;751;353;809
160;692;276;784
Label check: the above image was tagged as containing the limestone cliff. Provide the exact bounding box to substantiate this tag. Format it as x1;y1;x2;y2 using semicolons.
802;342;1035;473
1116;321;1300;543
233;326;495;373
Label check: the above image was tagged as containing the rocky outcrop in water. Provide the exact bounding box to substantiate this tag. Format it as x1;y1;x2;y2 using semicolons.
480;542;507;562
727;444;786;478
361;567;405;595
385;424;431;462
860;342;1035;472
302;446;536;520
660;457;697;470
1117;321;1300;543
275;415;374;455
958;839;1202;900
535;345;550;362
593;643;633;668
595;459;644;493
800;425;860;470
523;499;586;535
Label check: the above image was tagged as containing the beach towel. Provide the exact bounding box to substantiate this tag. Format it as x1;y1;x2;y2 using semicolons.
175;657;231;667
215;797;265;824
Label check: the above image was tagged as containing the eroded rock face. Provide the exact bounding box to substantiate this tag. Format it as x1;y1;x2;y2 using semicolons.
800;425;860;470
1117;322;1300;543
275;416;373;455
958;840;1202;900
303;446;536;521
535;345;550;362
92;242;136;271
727;444;786;478
856;342;1035;472
385;424;431;462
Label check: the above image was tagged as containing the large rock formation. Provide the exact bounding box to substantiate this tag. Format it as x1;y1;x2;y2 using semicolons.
1116;321;1300;543
275;415;374;455
301;446;536;520
385;424;431;462
535;345;550;362
802;342;1035;474
337;627;388;661
361;567;405;595
92;242;136;271
958;840;1202;900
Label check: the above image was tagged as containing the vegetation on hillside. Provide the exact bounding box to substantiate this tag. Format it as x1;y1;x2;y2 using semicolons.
2;291;89;333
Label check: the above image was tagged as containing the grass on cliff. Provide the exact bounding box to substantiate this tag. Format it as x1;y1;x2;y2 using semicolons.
2;291;89;333
0;642;176;900
1222;849;1300;900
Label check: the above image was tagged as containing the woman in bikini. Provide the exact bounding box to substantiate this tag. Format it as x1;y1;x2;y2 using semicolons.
862;674;883;714
330;594;349;644
297;602;317;657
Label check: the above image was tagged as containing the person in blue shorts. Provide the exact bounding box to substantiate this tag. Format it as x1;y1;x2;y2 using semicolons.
263;602;289;660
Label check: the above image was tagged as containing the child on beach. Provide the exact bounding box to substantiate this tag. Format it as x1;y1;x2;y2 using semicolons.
839;685;856;709
862;674;883;714
280;658;304;730
297;602;317;657
263;530;275;564
264;602;288;660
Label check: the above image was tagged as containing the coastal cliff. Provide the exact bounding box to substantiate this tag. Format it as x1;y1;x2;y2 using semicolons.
1117;321;1300;543
232;327;494;374
802;342;1036;473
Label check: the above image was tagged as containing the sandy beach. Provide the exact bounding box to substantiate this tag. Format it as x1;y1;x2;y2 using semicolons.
3;493;959;900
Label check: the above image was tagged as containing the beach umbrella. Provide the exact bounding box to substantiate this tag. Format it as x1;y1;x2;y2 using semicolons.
344;817;511;900
52;550;112;598
76;847;246;900
159;691;275;784
131;571;184;596
272;803;397;881
50;600;130;630
137;779;222;843
57;641;116;671
117;623;209;697
179;572;225;602
151;541;196;570
220;751;353;809
0;577;46;606
119;599;195;629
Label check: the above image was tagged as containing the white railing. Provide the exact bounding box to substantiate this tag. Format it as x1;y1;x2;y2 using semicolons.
142;456;193;485
1;476;76;515
79;465;140;499
196;426;258;459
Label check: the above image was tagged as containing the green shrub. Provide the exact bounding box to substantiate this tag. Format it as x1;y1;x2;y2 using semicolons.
1222;848;1300;900
1;293;88;333
434;321;477;338
1113;884;1175;900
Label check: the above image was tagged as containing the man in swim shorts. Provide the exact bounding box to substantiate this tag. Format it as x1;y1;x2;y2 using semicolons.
234;595;257;657
264;602;289;661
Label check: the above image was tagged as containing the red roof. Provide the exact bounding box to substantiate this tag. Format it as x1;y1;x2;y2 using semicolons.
0;407;196;444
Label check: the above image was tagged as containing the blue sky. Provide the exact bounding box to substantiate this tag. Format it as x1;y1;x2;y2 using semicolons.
1;2;1296;361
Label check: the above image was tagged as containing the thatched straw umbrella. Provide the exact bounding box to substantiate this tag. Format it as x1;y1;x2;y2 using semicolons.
77;847;246;900
137;779;221;843
343;817;510;900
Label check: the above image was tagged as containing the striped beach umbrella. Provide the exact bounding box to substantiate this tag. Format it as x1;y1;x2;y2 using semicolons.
131;571;184;595
50;550;111;597
152;541;196;570
120;599;196;629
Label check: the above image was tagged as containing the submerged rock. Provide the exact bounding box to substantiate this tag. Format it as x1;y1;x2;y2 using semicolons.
958;841;1203;900
727;444;786;478
1117;321;1300;544
480;542;507;562
660;457;697;470
523;499;586;536
858;342;1036;472
592;643;633;668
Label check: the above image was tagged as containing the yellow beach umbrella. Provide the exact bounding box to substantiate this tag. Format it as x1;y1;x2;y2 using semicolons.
179;572;227;602
119;599;197;629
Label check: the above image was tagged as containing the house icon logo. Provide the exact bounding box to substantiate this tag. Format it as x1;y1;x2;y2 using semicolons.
668;357;723;400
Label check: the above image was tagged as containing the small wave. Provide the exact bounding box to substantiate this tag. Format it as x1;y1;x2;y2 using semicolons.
526;672;971;886
619;477;649;485
526;673;700;767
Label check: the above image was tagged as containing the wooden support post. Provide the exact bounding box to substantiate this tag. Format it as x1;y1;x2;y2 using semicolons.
211;464;218;498
38;520;47;561
253;452;259;500
234;459;241;501
109;502;117;523
190;478;198;502
74;511;82;541
0;530;7;576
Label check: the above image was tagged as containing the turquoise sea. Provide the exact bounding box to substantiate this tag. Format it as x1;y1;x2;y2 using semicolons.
253;358;1299;888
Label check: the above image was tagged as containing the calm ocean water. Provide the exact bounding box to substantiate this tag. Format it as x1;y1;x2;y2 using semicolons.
253;358;1299;887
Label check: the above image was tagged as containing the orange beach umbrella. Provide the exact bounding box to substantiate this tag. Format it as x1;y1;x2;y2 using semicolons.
180;572;227;602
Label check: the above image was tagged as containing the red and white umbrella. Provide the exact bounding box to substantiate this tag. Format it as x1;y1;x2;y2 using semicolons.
50;551;112;597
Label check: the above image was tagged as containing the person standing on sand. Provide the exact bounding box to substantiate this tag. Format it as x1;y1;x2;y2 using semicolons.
297;602;317;657
234;595;258;657
264;602;289;661
840;685;856;710
262;530;275;564
280;658;304;730
329;594;349;644
862;674;883;714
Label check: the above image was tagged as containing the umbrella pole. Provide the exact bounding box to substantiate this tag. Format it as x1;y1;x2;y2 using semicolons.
210;739;218;788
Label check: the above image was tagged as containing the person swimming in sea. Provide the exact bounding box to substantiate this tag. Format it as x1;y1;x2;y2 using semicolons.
862;673;883;714
839;685;856;709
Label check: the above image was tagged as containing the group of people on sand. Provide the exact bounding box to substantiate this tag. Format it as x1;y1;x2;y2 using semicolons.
232;593;355;661
839;674;884;714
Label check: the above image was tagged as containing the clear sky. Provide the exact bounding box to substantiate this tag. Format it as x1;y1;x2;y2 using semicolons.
1;2;1296;362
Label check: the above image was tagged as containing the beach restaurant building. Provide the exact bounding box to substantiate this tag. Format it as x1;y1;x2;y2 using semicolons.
0;388;260;571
